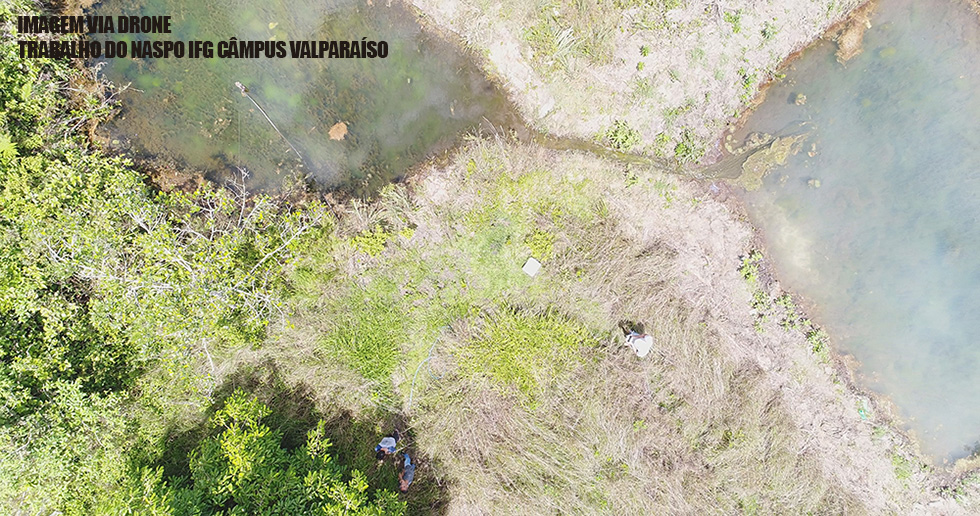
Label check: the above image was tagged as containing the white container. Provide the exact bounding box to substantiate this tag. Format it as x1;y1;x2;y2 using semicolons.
522;257;542;277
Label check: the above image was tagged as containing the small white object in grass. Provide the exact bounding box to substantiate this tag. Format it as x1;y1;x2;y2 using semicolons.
626;333;654;358
522;257;542;277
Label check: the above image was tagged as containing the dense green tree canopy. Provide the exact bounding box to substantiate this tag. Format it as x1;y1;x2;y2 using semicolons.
129;390;405;515
0;4;349;512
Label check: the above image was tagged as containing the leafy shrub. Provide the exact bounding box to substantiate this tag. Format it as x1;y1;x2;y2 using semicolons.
350;224;391;256
128;390;405;514
673;129;705;164
603;120;642;152
525;229;557;261
739;250;764;285
0;6;329;510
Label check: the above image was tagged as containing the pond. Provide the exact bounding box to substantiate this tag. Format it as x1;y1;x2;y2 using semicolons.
91;0;515;194
735;0;980;462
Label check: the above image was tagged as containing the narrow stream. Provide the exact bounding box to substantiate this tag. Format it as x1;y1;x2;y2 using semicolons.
734;0;980;462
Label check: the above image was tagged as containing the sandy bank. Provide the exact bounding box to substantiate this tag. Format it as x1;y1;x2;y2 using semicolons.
409;0;863;163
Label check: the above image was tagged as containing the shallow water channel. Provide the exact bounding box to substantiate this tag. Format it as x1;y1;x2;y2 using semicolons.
735;0;980;462
92;0;513;193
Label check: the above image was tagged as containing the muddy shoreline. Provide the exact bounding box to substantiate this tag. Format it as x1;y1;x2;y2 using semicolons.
710;0;877;166
720;2;980;479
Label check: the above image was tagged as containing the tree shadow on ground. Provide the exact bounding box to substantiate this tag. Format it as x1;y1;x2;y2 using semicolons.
154;358;448;514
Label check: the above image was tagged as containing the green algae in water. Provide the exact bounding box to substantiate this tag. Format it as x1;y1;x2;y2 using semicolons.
735;0;980;462
736;133;809;191
92;0;513;193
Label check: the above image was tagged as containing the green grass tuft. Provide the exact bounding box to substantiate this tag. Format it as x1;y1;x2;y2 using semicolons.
674;129;705;164
892;454;913;481
458;307;594;402
762;21;779;41
723;10;743;34
319;289;403;387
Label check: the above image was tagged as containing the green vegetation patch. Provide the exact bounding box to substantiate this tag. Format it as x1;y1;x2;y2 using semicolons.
525;228;557;261
674;128;705;164
458;307;594;402
601;120;642;152
460;166;602;283
319;287;404;387
523;1;619;72
738;67;760;104
350;224;391;256
128;390;405;514
739;252;833;358
891;453;914;481
739;250;764;285
723;9;743;34
762;21;779;41
0;8;335;508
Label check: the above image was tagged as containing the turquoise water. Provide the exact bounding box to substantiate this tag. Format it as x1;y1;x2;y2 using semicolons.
737;0;980;462
92;0;513;193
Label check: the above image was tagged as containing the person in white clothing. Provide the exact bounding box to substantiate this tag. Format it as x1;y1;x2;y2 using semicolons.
625;331;653;358
375;429;400;460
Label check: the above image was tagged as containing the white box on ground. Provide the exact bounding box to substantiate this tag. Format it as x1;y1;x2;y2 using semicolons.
522;257;542;277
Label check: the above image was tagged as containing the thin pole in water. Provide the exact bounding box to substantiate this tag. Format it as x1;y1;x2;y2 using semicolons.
235;81;304;162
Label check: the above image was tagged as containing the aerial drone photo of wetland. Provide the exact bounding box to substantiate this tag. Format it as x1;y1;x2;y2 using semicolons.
4;0;980;513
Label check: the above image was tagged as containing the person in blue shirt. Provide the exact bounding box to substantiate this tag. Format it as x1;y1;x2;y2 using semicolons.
399;453;416;493
375;429;400;460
